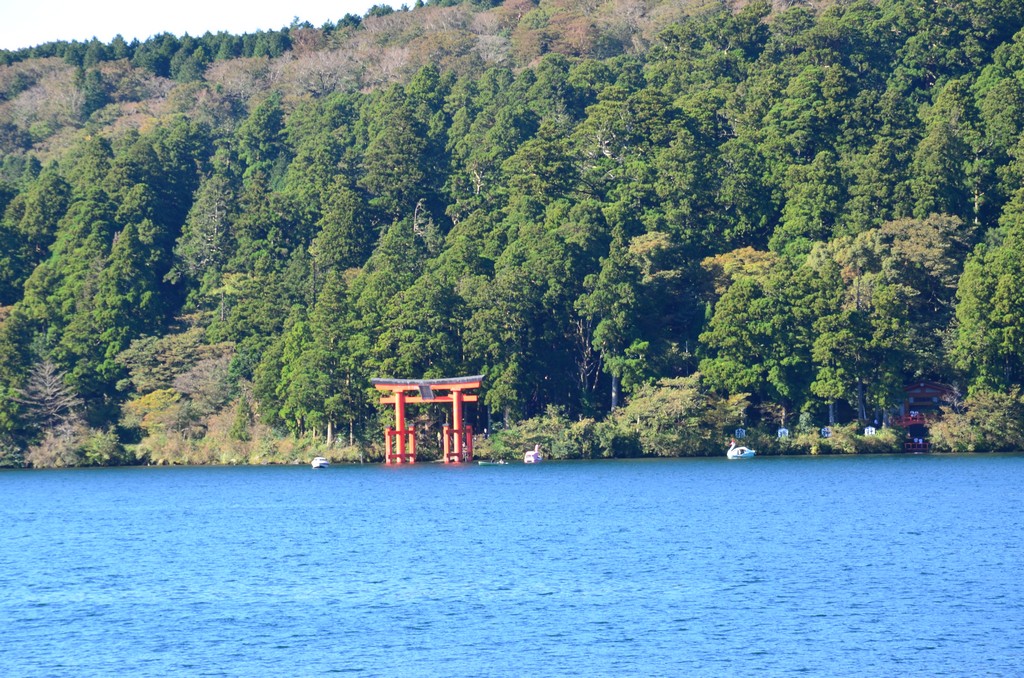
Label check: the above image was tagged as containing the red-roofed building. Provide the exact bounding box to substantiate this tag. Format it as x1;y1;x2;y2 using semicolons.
892;381;956;452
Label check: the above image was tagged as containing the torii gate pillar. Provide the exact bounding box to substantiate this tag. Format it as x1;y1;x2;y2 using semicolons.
371;376;483;464
384;389;416;464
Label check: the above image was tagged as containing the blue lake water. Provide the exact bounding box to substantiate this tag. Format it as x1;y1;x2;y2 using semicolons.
1;455;1022;677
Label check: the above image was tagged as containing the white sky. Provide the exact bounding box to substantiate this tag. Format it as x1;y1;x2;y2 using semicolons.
0;0;381;51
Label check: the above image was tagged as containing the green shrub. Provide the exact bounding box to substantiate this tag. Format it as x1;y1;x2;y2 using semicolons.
781;422;902;455
929;388;1024;452
80;428;131;466
487;406;603;460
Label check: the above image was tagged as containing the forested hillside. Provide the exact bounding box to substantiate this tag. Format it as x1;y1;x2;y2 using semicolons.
3;0;1024;466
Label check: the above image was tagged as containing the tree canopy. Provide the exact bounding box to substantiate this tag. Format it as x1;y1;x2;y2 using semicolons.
4;0;1024;464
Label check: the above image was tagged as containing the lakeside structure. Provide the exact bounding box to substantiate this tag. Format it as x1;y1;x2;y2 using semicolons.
892;382;957;452
371;376;484;464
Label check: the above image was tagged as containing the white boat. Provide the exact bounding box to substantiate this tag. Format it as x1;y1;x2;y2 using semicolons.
311;456;329;468
726;440;756;459
524;444;543;464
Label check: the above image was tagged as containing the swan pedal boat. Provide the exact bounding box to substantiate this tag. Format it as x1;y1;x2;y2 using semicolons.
726;443;756;459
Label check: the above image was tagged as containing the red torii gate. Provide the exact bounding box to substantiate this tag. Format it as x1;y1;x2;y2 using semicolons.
370;375;483;464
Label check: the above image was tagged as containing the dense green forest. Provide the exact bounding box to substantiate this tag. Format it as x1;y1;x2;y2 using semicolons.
3;0;1024;466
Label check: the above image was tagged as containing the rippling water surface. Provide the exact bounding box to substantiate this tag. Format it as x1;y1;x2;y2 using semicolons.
2;455;1022;676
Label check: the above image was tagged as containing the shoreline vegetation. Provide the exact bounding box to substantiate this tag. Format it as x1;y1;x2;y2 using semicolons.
4;2;1024;469
7;387;1023;468
5;432;1018;470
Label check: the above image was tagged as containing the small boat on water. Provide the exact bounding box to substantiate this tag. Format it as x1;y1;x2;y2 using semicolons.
726;440;756;459
478;460;508;465
311;456;329;468
524;444;543;464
